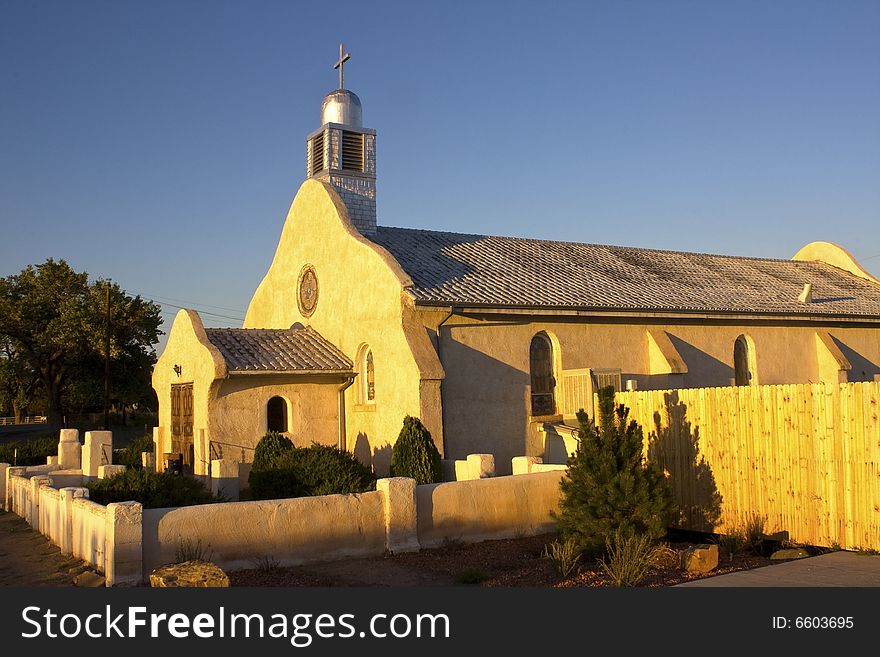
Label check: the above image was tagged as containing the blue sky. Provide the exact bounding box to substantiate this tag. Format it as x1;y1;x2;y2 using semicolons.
2;0;879;349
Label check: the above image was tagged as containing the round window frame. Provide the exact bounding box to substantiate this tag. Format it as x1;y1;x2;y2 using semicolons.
297;264;319;318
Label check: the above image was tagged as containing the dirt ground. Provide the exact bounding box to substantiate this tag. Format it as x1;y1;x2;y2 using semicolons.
229;533;779;588
0;511;82;586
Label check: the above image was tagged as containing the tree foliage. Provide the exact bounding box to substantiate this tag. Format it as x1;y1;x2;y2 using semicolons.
554;387;676;557
390;415;442;484
0;259;162;429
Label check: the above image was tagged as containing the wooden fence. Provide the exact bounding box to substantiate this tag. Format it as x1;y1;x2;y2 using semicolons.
0;416;47;427
610;381;880;551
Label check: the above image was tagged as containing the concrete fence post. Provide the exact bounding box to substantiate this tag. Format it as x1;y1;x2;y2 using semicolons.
58;429;82;470
59;487;89;555
0;463;9;510
512;456;543;475
467;453;495;479
98;465;126;479
105;501;143;587
141;452;156;472
376;477;420;554
211;459;240;501
29;475;52;529
83;431;113;478
152;427;163;472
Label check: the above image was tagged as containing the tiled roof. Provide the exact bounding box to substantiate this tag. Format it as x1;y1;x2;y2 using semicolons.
204;326;352;373
370;227;880;318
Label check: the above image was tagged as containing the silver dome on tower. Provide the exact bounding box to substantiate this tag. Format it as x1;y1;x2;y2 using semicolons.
321;89;362;127
306;42;378;235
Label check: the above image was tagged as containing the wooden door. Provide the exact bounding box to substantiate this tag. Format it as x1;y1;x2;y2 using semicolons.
171;383;194;472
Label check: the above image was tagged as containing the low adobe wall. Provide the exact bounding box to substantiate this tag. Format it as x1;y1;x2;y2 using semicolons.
142;491;387;575
5;453;567;586
416;470;564;548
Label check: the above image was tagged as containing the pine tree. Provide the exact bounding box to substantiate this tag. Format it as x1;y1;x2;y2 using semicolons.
554;387;676;557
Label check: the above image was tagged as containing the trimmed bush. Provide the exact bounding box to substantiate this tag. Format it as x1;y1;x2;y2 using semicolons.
112;434;154;469
390;415;442;484
0;435;58;466
252;431;294;471
249;443;376;500
87;469;216;508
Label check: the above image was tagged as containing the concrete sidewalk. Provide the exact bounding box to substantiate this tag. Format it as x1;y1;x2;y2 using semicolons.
678;551;880;587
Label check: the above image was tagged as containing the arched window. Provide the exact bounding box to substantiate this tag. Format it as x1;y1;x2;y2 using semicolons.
356;345;376;404
530;333;556;415
267;396;288;432
733;335;754;386
365;350;375;402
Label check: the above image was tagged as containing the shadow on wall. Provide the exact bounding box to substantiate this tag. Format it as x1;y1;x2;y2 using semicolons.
352;432;392;477
832;337;880;382
439;335;530;472
666;334;734;387
647;391;722;533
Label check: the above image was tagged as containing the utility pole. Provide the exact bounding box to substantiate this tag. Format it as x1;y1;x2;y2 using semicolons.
103;282;111;431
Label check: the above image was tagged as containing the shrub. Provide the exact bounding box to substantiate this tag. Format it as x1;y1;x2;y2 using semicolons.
112;434;154;469
249;443;376;500
252;431;295;471
87;469;216;508
598;530;656;587
716;513;767;558
542;537;581;580
390;416;442;484
0;435;58;466
175;538;214;563
553;387;676;557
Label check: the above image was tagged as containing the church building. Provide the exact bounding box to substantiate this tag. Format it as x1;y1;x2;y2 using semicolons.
153;48;880;476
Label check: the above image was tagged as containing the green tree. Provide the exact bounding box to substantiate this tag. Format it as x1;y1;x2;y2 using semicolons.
390;415;442;484
0;259;162;431
0;338;41;421
554;387;676;557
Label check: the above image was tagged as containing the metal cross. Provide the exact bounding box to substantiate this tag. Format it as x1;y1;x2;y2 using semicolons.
333;43;351;89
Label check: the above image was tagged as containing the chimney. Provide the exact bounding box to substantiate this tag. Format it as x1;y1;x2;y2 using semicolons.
798;283;813;304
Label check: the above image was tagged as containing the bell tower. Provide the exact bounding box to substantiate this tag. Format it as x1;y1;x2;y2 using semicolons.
306;43;377;235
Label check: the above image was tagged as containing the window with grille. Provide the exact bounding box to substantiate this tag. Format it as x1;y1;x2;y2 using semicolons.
530;333;556;415
341;130;364;172
365;350;375;401
734;335;752;386
310;131;325;174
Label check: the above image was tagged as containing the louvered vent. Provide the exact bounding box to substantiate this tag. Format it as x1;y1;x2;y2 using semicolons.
592;368;622;393
341;131;364;172
310;131;325;174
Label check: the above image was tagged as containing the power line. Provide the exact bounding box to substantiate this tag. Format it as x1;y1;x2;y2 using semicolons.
132;291;246;315
153;301;243;322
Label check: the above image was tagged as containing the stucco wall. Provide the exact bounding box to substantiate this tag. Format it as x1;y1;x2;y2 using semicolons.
436;315;880;472
211;376;340;453
70;498;107;573
141;491;387;574
38;485;64;548
152;309;225;472
244;179;444;473
416;470;563;548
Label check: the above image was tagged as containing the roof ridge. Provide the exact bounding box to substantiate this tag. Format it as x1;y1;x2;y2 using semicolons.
375;225;820;266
